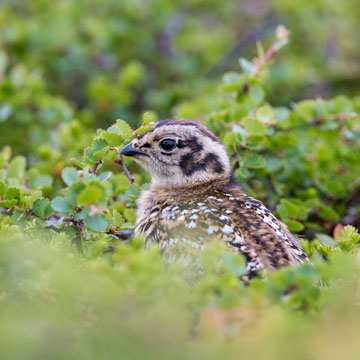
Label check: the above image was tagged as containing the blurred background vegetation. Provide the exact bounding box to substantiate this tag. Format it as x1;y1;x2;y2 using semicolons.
1;1;360;359
1;0;360;149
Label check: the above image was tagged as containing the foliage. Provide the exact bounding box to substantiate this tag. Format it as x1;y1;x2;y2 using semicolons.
1;220;360;360
1;26;358;244
1;0;360;154
0;1;360;359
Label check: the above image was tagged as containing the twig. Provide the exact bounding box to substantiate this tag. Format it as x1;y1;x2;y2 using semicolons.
90;159;103;174
106;228;133;240
251;25;290;78
115;154;135;184
309;112;360;126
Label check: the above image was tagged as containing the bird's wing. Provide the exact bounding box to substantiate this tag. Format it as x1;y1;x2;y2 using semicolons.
223;194;309;269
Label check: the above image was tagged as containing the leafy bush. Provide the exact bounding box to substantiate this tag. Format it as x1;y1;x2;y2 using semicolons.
1;213;360;359
0;2;360;358
1;26;358;245
1;0;360;152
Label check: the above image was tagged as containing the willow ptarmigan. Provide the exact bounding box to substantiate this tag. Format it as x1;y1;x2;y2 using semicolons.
120;119;308;278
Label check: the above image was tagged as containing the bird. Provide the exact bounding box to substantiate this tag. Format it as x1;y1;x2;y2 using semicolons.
120;118;309;280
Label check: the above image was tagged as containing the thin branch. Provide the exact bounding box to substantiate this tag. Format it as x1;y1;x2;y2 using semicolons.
106;227;133;240
309;112;360;126
251;25;290;78
115;154;135;184
90;159;103;174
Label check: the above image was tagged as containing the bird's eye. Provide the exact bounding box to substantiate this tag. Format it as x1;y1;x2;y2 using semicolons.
159;139;177;152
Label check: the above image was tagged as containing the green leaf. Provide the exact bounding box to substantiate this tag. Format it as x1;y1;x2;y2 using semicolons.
52;196;72;215
256;40;265;59
73;209;87;221
142;111;158;126
71;158;85;169
234;166;250;180
223;132;243;152
222;253;247;276
223;72;241;84
243;118;266;136
33;197;55;218
1;146;11;163
239;58;254;74
62;167;79;186
246;135;265;149
8;156;26;179
33;175;53;187
266;158;283;172
277;199;309;221
256;105;274;124
124;208;136;224
284;219;304;232
77;186;102;205
249;85;265;104
243;153;266;168
221;72;244;92
0;104;12;122
340;225;360;243
135;126;155;135
101;131;123;147
318;203;339;221
98;172;112;181
0;185;19;207
65;183;86;208
5;187;20;201
93;146;109;160
1;146;11;162
112;210;124;227
333;96;353;113
84;139;108;163
316;233;336;247
274;107;290;122
113;119;133;140
112;174;131;194
0;199;18;208
295;100;315;122
85;214;109;232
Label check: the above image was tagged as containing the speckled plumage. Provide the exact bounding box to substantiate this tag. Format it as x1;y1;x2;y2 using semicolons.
120;119;309;279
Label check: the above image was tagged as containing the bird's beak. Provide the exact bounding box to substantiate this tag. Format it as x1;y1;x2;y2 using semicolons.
120;142;149;157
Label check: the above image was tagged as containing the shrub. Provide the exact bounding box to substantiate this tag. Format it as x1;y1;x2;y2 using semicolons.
0;5;359;358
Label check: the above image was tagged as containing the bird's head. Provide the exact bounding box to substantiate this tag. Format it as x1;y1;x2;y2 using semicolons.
120;119;231;188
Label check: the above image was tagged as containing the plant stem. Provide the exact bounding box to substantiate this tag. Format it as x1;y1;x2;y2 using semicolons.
115;155;135;184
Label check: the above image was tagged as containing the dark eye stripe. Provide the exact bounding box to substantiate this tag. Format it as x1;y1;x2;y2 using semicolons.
179;152;223;176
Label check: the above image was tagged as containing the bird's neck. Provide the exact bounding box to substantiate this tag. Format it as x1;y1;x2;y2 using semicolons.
149;177;232;198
